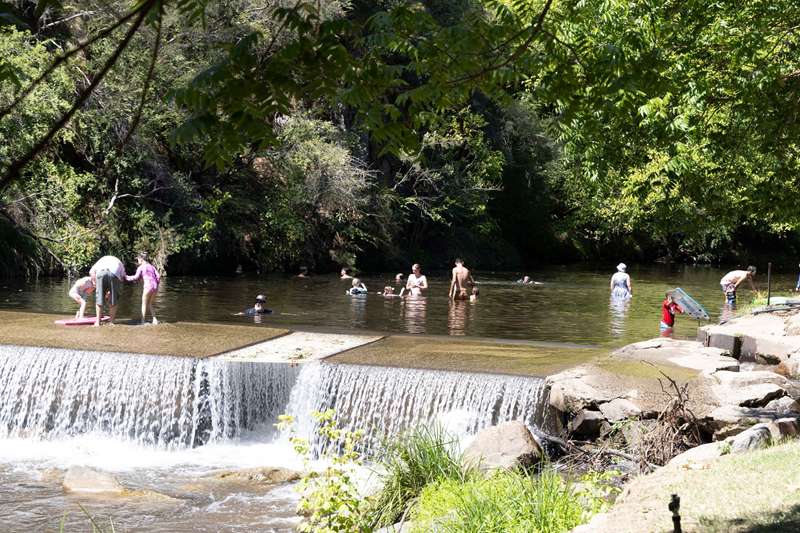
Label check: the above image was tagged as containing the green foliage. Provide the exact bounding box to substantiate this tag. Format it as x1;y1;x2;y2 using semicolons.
411;469;607;533
277;410;370;533
368;425;470;528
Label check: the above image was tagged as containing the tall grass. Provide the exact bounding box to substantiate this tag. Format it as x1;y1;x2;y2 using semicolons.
367;425;470;528
411;469;588;533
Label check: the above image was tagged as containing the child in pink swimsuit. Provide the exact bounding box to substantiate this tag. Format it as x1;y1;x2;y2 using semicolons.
126;252;161;324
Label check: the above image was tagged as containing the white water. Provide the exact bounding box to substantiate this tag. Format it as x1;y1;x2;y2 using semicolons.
0;344;549;530
285;362;547;454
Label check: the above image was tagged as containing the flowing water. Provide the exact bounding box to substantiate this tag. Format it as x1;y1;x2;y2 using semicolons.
0;345;547;531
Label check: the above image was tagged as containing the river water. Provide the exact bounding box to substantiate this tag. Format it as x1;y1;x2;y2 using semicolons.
1;264;794;347
0;264;793;531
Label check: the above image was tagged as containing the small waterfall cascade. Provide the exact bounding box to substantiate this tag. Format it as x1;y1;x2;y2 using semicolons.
0;345;298;447
285;362;548;455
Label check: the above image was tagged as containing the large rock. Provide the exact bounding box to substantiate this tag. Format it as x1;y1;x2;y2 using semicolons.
462;421;542;472
730;424;772;453
765;396;800;415
741;335;800;364
598;398;642;423
613;338;738;373
667;442;726;467
547;369;615;413
63;467;124;494
705;405;763;439
776;357;800;379
707;370;790;407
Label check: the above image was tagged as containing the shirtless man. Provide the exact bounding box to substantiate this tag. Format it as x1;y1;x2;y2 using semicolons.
449;258;475;301
720;266;757;303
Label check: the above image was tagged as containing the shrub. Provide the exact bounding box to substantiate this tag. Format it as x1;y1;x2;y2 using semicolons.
367;425;470;528
411;469;604;533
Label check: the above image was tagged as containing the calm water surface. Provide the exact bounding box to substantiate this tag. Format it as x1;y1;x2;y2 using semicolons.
2;264;794;347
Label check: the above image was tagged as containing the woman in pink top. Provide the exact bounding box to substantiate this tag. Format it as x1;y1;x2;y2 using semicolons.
126;252;161;324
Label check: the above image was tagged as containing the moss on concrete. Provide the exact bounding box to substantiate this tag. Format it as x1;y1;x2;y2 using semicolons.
327;335;603;377
0;310;288;357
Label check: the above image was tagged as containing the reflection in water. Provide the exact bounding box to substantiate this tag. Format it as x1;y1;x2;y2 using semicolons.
402;296;427;334
720;301;737;323
608;296;631;339
448;300;469;335
349;294;367;328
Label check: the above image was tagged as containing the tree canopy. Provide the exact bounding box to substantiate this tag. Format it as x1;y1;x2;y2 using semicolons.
1;0;799;276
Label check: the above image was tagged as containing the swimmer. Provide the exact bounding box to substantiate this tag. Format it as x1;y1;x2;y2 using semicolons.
340;268;353;280
379;286;401;297
347;278;368;295
470;286;479;302
296;266;309;278
236;294;273;316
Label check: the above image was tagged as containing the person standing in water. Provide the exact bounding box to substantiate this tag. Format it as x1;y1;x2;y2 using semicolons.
340;268;353;280
126;252;161;324
720;266;757;303
449;258;475;300
660;291;684;335
610;263;633;299
89;255;127;326
406;263;428;296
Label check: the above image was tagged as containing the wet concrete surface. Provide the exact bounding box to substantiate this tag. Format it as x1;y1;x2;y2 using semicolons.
0;311;288;357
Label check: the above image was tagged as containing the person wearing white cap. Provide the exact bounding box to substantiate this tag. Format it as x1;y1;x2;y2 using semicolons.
610;263;632;299
237;294;272;317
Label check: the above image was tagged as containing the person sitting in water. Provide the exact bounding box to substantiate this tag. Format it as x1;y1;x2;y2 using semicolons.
68;276;96;319
720;266;757;303
346;278;368;295
237;294;273;316
610;263;633;299
449;258;475;301
296;266;309;278
340;267;353;280
379;286;401;297
470;287;479;302
517;275;533;284
660;290;684;333
406;263;428;296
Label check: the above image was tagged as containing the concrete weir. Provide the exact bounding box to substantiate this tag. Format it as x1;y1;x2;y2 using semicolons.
0;310;567;452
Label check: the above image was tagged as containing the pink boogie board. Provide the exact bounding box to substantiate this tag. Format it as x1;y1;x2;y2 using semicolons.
54;316;111;326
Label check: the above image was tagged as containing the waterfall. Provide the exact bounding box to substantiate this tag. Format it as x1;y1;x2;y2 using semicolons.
0;345;548;455
0;345;298;448
285;362;548;455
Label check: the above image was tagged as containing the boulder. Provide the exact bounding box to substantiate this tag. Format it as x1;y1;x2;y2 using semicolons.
568;410;608;440
705;405;762;439
63;467;124;494
776;357;800;379
785;313;800;336
667;442;726;467
741;335;800;364
774;418;800;440
462;421;542;472
707;370;790;407
764;396;800;415
612;338;738;373
547;369;614;413
598;398;642;423
729;424;772;453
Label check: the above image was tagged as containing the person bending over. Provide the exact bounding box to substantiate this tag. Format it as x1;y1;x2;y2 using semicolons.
68;276;95;319
720;266;757;303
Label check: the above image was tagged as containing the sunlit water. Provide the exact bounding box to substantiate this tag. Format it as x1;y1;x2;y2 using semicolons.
0;265;793;530
3;265;793;347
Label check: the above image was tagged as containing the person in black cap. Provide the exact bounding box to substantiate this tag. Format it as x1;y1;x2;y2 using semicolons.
237;294;273;317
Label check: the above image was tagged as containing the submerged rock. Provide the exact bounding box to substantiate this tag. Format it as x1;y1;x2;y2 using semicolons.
63;467;124;494
462;421;542;472
212;467;301;484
